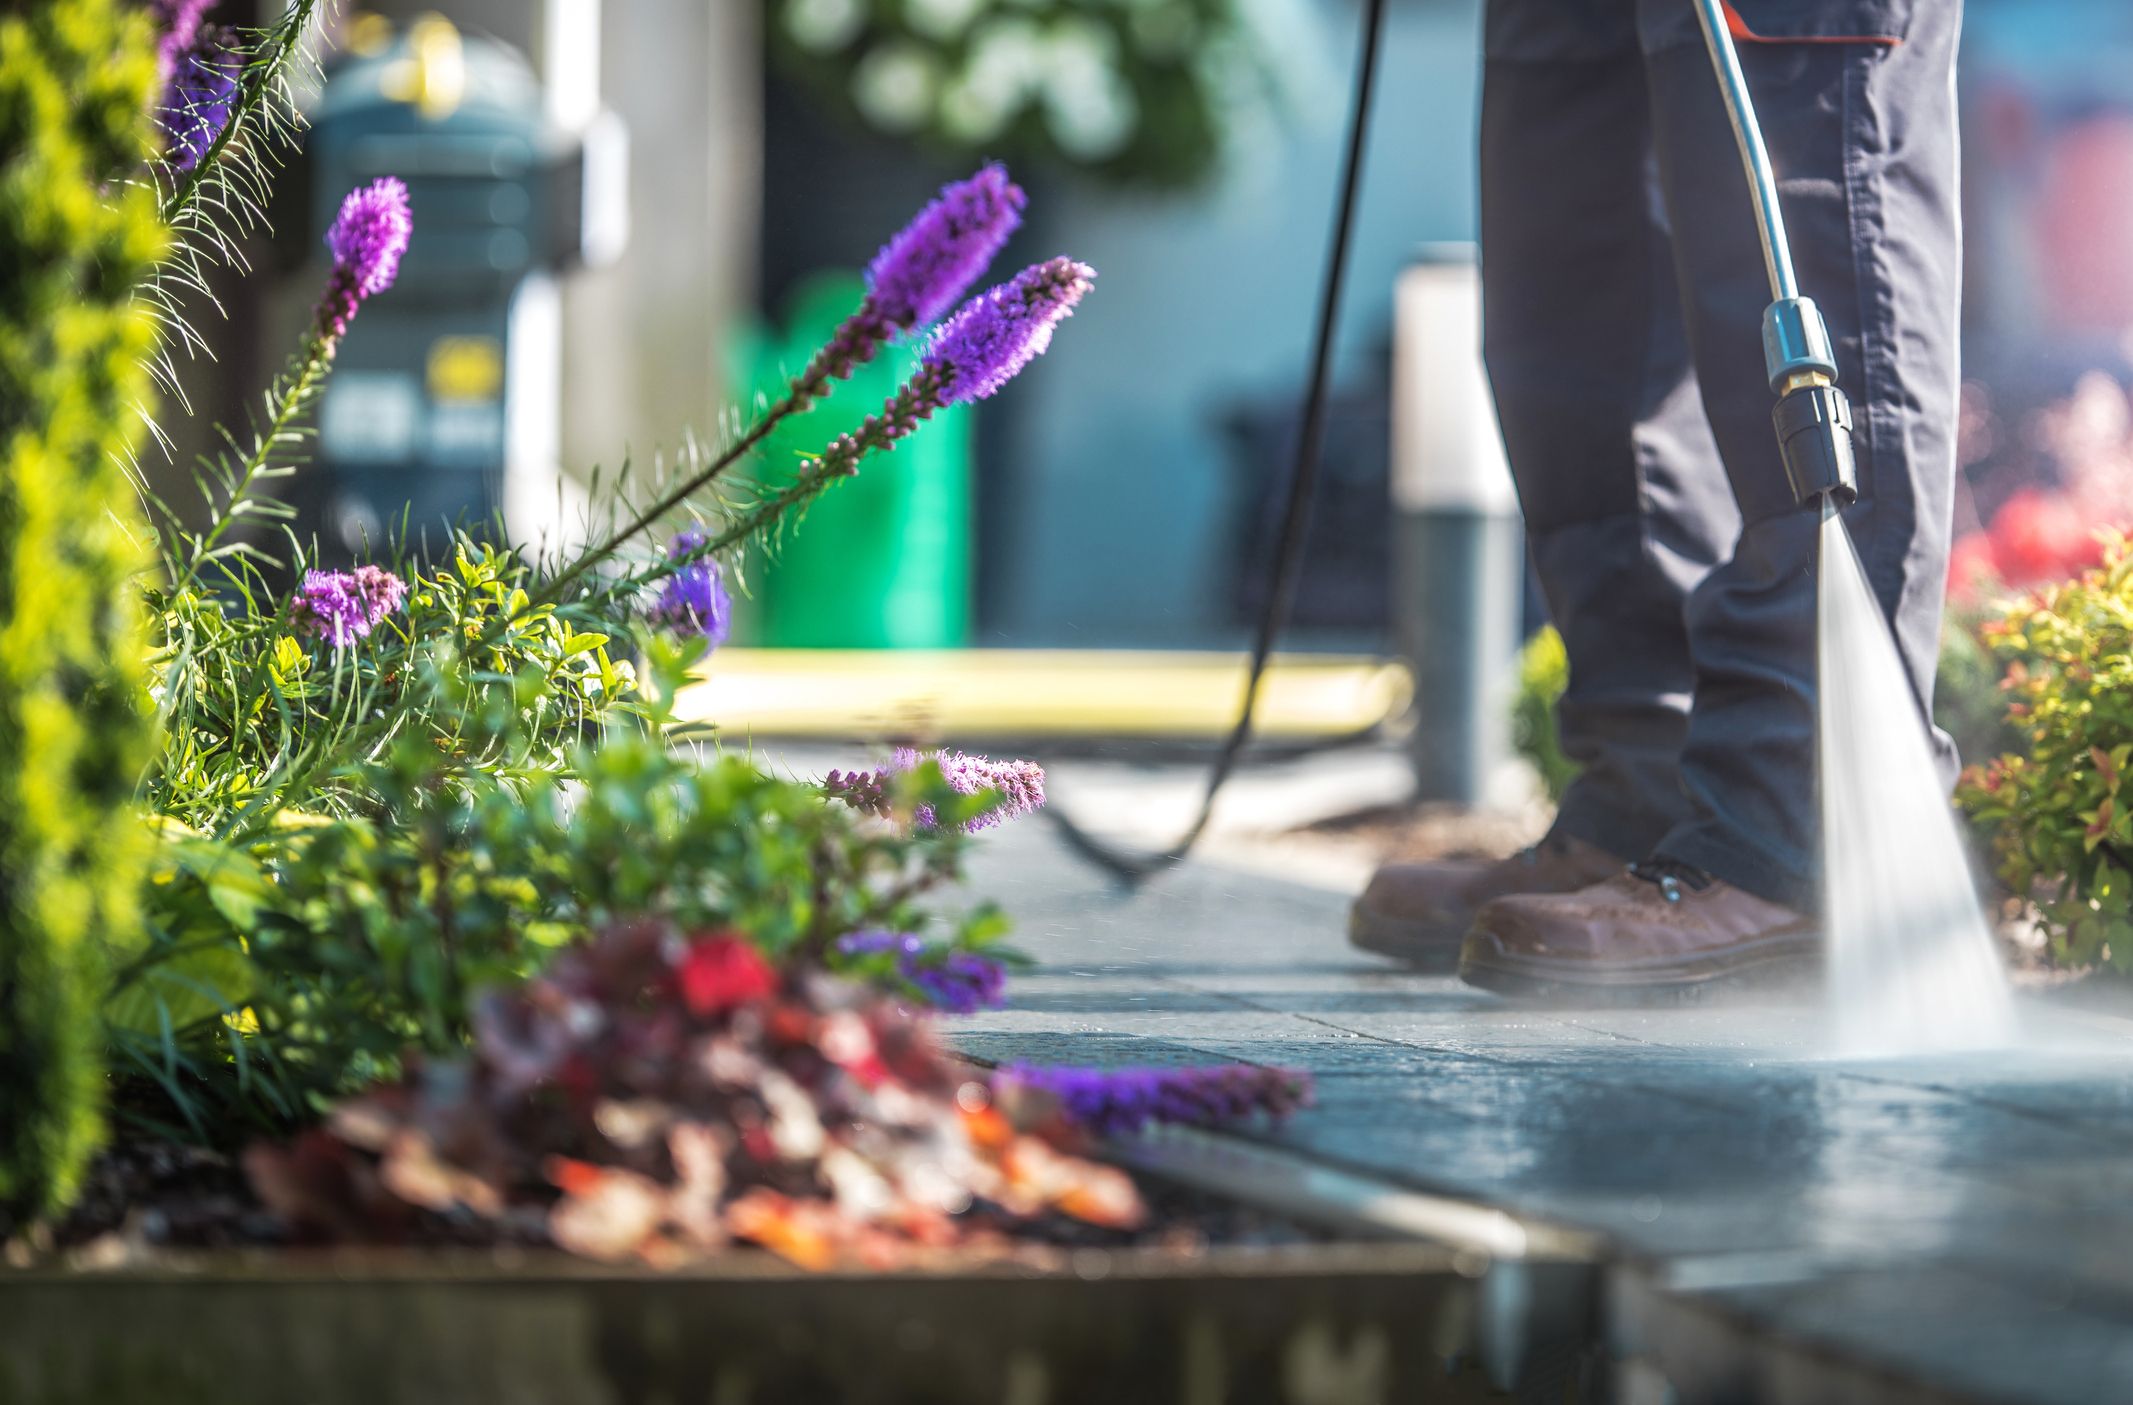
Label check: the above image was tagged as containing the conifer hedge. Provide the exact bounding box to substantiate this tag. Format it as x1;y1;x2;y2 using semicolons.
0;0;166;1221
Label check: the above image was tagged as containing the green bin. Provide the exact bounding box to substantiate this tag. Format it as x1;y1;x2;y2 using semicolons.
732;273;971;648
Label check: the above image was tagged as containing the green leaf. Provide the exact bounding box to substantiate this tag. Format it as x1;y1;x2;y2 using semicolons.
105;945;258;1037
170;838;276;932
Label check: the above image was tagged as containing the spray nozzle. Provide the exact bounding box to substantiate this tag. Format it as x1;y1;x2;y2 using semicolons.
1774;377;1858;510
1763;297;1858;510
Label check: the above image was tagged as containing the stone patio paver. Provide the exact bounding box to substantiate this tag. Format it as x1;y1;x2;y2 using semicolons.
943;816;2133;1403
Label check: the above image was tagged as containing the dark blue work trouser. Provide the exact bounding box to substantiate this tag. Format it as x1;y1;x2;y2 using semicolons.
1482;0;1962;910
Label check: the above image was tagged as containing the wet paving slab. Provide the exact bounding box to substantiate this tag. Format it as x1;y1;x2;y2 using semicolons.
943;819;2133;1403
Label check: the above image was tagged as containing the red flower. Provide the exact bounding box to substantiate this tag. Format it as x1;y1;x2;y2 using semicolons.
676;934;777;1018
1989;487;2100;585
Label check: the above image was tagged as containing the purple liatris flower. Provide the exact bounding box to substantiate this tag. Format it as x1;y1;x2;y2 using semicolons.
150;0;216;80
157;41;238;170
314;178;414;344
291;565;408;648
867;165;1027;330
835;932;1008;1014
645;530;732;645
801;257;1094;485
836;929;925;960
327;178;414;295
891;747;1046;832
907;951;1009;1014
789;166;1028;404
923;257;1095;405
822;768;892;818
1001;1063;1316;1138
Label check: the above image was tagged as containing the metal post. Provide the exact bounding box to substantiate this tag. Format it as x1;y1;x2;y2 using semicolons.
1391;245;1526;809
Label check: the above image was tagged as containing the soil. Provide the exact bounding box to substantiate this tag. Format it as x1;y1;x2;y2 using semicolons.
44;1138;1332;1261
51;1139;280;1251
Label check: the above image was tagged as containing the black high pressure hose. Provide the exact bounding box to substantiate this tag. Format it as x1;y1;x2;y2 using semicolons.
1045;0;1391;883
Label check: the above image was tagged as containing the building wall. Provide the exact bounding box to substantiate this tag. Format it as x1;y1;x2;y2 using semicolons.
557;0;760;495
986;0;1485;646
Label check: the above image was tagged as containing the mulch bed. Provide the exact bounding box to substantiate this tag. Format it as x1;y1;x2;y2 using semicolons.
40;1138;1331;1264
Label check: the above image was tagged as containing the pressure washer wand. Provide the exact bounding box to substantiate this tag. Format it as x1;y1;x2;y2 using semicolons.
1690;0;1857;513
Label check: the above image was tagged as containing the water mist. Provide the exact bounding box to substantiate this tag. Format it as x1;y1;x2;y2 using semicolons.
1818;510;2015;1055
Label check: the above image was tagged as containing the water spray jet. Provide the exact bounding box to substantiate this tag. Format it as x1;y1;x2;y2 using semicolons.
1691;0;2014;1053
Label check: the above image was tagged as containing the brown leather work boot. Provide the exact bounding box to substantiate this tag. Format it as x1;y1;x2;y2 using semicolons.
1459;859;1819;1003
1348;834;1625;972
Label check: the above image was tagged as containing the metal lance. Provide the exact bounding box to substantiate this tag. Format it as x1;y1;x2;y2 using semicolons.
1689;0;1857;513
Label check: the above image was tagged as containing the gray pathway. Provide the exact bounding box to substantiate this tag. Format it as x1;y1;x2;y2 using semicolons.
943;818;2133;1404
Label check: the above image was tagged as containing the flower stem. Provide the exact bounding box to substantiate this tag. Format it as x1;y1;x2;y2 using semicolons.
562;368;948;617
530;303;897;609
168;329;332;596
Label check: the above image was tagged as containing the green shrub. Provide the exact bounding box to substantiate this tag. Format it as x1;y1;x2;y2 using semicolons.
81;87;1076;1182
112;711;1000;1145
0;0;167;1221
1955;538;2133;971
1511;626;1579;803
1514;617;2020;818
1934;615;2025;769
146;542;638;835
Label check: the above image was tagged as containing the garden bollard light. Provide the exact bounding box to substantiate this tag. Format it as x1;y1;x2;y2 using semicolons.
1391;244;1527;810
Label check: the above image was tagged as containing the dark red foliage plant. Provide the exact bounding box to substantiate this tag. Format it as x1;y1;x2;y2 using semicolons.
246;919;1145;1269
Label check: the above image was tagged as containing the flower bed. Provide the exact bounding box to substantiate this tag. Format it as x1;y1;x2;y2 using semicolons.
0;3;1316;1272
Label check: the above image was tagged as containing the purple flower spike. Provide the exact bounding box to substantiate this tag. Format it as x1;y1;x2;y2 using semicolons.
801;256;1093;485
867;165;1028;331
891;747;1046;832
313;178;414;345
908;951;1009;1015
837;930;925;960
924;257;1095;405
836;932;1008;1014
646;530;732;645
787;166;1027;405
158;43;239;172
1002;1063;1316;1138
327;178;414;297
151;0;217;80
292;565;408;648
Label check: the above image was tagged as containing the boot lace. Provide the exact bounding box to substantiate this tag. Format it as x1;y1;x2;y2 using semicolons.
1628;858;1712;905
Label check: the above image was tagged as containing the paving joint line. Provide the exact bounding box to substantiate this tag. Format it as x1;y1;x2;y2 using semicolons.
1835;1071;2133;1149
1146;975;1757;1115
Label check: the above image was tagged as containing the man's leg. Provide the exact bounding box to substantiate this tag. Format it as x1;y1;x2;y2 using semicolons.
1482;25;1741;865
1642;0;1962;909
1457;1;1962;999
1349;0;1740;968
